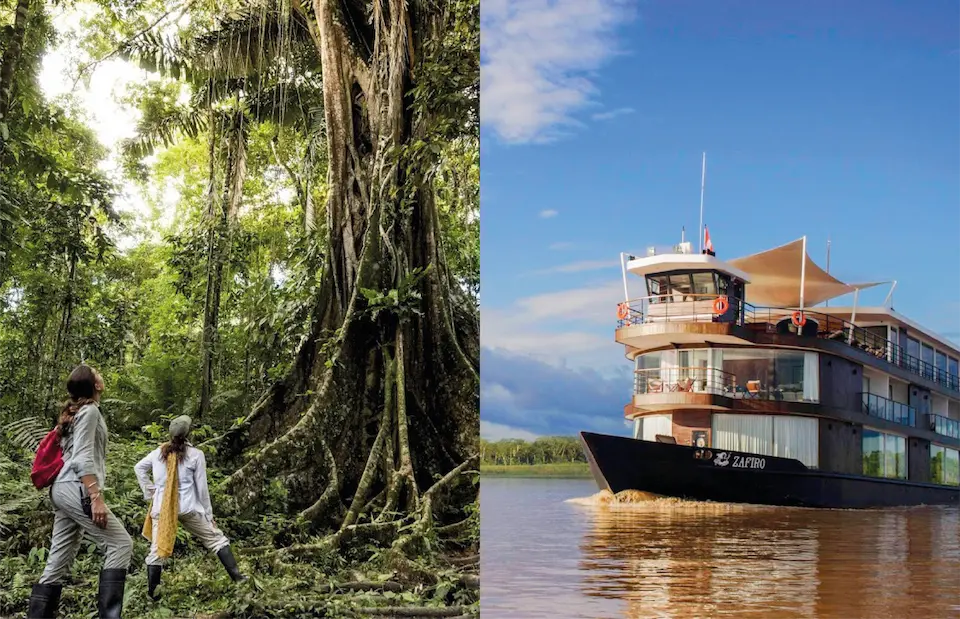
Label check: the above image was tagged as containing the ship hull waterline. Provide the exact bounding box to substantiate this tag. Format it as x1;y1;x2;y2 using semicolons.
580;431;960;509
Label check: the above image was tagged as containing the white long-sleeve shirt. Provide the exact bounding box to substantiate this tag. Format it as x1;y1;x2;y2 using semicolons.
134;445;215;521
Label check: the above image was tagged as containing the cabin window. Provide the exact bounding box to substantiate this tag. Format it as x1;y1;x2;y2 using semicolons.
639;414;673;442
931;445;960;486
862;429;907;480
711;414;818;468
935;351;947;384
906;337;921;372
634;348;820;401
921;344;935;380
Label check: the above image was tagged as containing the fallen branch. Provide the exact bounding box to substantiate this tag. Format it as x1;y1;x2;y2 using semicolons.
316;581;405;594
360;607;468;617
445;554;478;566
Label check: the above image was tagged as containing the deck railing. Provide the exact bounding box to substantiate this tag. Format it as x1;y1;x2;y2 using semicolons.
617;295;960;394
859;392;916;428
929;414;960;440
634;366;735;395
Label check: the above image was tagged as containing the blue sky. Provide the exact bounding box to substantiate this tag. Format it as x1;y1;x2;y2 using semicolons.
479;0;960;440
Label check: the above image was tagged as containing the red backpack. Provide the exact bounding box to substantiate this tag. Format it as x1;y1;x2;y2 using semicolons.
31;428;64;489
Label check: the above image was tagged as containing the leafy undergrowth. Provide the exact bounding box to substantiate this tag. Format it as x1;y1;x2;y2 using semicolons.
0;437;479;619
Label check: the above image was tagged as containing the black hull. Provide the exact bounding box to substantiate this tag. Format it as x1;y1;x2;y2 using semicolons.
580;431;960;509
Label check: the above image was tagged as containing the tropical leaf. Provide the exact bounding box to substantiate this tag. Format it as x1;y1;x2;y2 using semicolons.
3;416;49;452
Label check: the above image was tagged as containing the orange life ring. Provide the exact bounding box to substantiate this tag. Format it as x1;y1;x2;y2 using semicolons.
617;303;629;320
791;311;806;327
713;296;729;315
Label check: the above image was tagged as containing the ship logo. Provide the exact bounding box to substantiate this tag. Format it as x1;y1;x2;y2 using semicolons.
714;452;730;467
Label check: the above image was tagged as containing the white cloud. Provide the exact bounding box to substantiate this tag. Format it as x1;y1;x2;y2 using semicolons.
481;0;635;143
539;209;558;218
592;106;635;121
481;279;626;368
480;420;541;441
533;259;619;274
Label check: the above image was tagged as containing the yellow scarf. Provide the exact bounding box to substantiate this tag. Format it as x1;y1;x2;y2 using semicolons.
141;452;179;558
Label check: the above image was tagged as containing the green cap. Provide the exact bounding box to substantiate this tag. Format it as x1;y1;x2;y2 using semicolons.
169;415;192;439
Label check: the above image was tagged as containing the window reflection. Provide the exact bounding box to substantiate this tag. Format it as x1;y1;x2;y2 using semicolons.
862;429;907;480
634;348;819;402
930;445;960;486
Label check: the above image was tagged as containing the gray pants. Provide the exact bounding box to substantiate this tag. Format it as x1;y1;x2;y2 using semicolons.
40;481;133;584
145;511;230;565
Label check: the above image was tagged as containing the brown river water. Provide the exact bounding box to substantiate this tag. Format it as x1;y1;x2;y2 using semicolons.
480;477;960;619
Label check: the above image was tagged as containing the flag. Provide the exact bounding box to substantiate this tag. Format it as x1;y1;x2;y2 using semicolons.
704;226;714;252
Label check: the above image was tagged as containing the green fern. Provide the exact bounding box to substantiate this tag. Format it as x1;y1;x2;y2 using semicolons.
4;416;50;452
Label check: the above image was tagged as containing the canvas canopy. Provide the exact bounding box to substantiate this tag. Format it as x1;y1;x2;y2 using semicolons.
728;238;883;308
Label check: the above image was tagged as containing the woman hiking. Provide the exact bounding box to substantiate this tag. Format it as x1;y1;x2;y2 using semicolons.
28;365;134;619
133;415;245;601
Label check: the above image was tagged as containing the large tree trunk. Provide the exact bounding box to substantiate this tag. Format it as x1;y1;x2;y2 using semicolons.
223;0;478;541
0;0;30;126
199;112;248;419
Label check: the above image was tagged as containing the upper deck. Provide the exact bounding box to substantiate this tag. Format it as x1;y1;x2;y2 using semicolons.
615;238;960;397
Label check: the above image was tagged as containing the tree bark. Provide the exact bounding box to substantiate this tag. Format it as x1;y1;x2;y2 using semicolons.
0;0;31;125
222;0;478;540
199;111;248;419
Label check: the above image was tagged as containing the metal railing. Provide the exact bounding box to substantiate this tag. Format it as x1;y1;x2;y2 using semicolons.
617;294;741;327
617;295;960;393
634;366;735;395
860;392;916;428
929;414;960;440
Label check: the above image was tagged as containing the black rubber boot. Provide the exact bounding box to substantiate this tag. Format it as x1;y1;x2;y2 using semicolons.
146;565;162;601
97;569;126;618
27;583;62;619
216;546;247;582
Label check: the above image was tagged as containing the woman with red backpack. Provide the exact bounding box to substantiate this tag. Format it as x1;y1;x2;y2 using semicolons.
27;365;133;619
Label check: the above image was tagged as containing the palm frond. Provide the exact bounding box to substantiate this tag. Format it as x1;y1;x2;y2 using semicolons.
120;105;209;160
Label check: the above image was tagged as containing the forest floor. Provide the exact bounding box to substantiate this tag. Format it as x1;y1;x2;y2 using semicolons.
480;463;591;478
0;438;478;619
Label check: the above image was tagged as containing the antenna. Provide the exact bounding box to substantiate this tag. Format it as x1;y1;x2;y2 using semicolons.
698;152;706;252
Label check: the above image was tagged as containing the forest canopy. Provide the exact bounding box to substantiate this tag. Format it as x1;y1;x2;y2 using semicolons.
0;0;479;616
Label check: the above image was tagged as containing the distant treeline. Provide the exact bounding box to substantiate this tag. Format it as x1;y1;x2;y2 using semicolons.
480;437;586;465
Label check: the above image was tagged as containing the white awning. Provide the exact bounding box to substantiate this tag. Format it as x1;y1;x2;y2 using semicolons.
728;238;884;308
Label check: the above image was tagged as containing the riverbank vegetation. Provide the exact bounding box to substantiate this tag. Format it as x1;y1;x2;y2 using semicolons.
0;0;479;616
480;437;587;471
481;463;591;478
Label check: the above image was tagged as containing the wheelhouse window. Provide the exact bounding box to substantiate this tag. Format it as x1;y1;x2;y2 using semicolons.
930;445;960;486
862;429;907;480
646;271;720;302
692;272;716;295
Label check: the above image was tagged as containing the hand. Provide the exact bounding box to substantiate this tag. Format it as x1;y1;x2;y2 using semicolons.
92;495;109;529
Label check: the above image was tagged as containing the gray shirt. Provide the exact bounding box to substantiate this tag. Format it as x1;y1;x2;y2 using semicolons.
55;403;107;489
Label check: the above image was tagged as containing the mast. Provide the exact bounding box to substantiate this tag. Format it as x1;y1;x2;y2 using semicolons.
799;236;807;334
620;253;630;304
698;152;706;252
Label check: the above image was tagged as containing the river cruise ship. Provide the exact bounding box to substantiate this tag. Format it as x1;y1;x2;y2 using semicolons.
580;236;960;508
